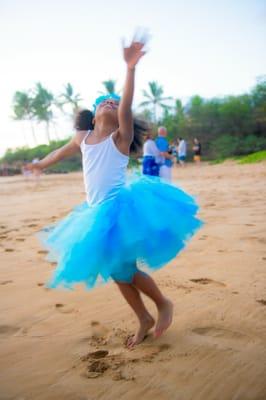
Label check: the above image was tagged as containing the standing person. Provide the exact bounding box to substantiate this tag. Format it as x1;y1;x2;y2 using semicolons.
177;137;187;166
26;35;202;349
155;127;173;181
32;157;41;182
193;138;202;164
142;130;160;176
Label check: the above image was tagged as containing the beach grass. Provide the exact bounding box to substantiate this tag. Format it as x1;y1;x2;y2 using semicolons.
237;150;266;164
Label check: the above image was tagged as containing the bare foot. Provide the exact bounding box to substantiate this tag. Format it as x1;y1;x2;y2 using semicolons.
127;315;155;349
154;299;173;338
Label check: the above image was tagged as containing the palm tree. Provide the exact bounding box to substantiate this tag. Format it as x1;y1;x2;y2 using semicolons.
58;83;82;115
139;81;172;122
12;91;37;145
32;83;54;143
100;79;117;95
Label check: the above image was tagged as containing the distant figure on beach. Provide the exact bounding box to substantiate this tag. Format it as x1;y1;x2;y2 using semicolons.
26;33;202;349
32;158;41;181
193;138;202;164
155;127;173;181
177;137;187;166
22;161;32;180
142;130;160;176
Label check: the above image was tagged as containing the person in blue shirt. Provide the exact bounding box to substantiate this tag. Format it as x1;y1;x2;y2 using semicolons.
155;127;173;181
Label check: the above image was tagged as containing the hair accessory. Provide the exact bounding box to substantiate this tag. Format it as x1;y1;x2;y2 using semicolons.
92;93;121;114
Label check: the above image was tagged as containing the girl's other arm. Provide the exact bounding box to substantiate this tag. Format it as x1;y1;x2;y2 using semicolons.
26;132;85;171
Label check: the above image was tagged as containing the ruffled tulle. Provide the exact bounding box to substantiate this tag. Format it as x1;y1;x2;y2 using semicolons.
39;175;203;289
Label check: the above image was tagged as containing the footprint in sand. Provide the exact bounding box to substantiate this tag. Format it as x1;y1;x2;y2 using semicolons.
241;236;266;245
190;278;226;287
80;341;171;380
91;320;100;327
38;250;48;255
27;223;39;228
199;235;208;240
257;299;266;306
55;303;64;308
160;280;193;292
16;238;25;242
191;326;247;344
81;350;109;361
4;248;15;252
0;235;8;240
54;303;76;314
37;282;44;287
0;280;13;285
0;325;20;337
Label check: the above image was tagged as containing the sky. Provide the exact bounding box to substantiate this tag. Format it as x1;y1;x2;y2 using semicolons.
0;0;265;154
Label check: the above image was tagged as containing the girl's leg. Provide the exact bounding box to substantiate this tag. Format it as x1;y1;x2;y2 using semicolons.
132;272;173;338
116;282;155;348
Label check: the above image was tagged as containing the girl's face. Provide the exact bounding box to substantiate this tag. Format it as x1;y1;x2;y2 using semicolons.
95;99;119;121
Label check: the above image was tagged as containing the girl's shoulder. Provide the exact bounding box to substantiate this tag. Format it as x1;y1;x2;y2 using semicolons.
74;130;92;147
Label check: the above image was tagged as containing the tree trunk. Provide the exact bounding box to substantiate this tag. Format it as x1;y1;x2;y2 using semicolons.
153;102;157;123
53;124;59;140
22;122;29;147
46;122;51;143
30;120;37;145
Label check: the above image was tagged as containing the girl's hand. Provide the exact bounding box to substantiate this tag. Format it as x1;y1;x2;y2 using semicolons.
25;162;42;172
123;30;149;69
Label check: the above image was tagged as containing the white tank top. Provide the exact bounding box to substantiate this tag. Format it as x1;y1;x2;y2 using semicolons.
80;131;129;206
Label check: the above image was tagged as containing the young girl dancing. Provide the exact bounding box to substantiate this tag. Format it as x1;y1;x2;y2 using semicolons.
27;36;202;348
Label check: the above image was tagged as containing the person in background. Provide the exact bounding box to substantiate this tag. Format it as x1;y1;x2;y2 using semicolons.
177;137;187;166
142;130;160;176
155;127;173;181
193;138;202;164
32;158;41;181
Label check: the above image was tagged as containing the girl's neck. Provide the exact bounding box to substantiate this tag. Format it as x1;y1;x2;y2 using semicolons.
93;120;119;138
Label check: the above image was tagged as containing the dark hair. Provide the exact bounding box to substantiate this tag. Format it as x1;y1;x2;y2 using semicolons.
74;109;94;131
130;118;148;155
74;109;147;154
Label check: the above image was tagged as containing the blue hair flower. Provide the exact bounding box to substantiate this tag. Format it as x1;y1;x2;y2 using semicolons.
93;93;121;114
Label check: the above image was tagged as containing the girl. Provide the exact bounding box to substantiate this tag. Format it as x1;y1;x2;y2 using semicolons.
27;37;202;348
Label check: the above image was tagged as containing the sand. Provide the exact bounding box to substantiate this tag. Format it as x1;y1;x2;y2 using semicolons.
0;161;266;400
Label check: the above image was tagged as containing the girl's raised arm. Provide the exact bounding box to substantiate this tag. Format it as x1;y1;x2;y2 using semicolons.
118;38;146;148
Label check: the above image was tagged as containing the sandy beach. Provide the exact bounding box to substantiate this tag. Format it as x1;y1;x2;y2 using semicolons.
0;161;266;400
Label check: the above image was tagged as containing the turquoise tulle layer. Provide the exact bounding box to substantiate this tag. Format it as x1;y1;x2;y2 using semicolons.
39;176;203;289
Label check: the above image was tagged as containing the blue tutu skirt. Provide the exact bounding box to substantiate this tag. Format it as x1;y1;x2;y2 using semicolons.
39;176;203;289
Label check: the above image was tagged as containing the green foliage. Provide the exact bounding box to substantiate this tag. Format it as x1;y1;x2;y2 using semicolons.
159;77;266;158
210;134;266;159
7;76;266;173
140;81;172;122
1;139;69;164
238;150;266;164
100;80;117;95
31;83;54;142
58;83;82;115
